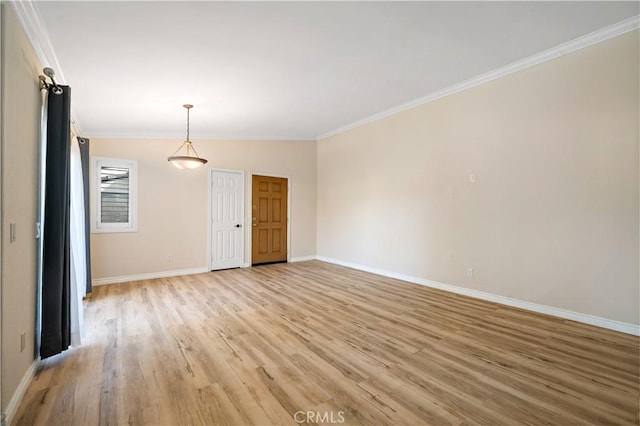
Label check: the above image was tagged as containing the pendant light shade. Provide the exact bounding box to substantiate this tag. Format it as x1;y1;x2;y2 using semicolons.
168;104;208;169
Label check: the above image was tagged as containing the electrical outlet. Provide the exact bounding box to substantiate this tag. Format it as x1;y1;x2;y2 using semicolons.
20;332;25;352
467;267;474;278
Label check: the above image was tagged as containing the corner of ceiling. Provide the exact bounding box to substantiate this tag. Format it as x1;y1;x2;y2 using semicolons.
10;1;64;81
315;14;640;142
10;0;84;133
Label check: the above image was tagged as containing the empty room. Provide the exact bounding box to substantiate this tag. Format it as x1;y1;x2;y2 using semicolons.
1;1;639;425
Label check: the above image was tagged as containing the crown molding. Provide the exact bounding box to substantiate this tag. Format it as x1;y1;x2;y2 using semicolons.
9;1;65;83
84;132;316;142
9;1;87;134
8;1;638;142
317;15;640;141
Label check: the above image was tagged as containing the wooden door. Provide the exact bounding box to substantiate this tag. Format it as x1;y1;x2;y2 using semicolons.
211;170;244;270
252;175;288;265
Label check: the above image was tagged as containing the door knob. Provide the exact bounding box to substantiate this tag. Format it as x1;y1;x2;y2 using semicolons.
235;224;242;228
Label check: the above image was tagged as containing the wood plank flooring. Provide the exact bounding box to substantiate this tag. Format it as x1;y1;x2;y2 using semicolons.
14;261;640;425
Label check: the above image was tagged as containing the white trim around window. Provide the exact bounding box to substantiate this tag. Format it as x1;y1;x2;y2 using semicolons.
90;156;138;233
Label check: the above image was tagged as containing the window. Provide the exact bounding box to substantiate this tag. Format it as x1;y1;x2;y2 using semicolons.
91;157;138;233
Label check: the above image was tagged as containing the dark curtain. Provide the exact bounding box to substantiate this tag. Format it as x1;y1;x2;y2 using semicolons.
78;137;92;294
41;86;71;359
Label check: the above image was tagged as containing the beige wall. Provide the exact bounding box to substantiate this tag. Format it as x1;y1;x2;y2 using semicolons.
0;4;41;410
318;31;639;325
90;138;317;279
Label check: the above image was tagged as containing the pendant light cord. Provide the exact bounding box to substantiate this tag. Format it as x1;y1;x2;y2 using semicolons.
186;106;190;142
184;104;204;158
168;104;203;158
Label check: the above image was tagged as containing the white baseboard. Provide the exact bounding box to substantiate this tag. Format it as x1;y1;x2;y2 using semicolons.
2;357;40;426
317;256;640;336
290;255;318;262
92;267;210;286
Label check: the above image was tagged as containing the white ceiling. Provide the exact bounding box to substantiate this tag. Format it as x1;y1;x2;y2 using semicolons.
33;1;639;140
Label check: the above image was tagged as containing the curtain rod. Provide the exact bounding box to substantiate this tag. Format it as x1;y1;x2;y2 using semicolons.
39;67;63;95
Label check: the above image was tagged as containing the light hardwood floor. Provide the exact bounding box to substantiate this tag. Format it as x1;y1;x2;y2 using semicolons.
14;261;640;425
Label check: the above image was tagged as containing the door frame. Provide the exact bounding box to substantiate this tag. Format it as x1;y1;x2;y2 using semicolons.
248;172;291;266
208;168;245;271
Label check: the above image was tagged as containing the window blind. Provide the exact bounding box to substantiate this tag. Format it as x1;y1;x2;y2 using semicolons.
100;166;130;223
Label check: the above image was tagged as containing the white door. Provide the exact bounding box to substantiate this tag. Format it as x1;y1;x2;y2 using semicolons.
211;170;244;270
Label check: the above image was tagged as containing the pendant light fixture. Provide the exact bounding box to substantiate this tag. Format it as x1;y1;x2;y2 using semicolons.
168;104;208;169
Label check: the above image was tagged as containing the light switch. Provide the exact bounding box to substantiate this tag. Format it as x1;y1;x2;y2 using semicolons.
9;223;16;243
469;174;476;183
